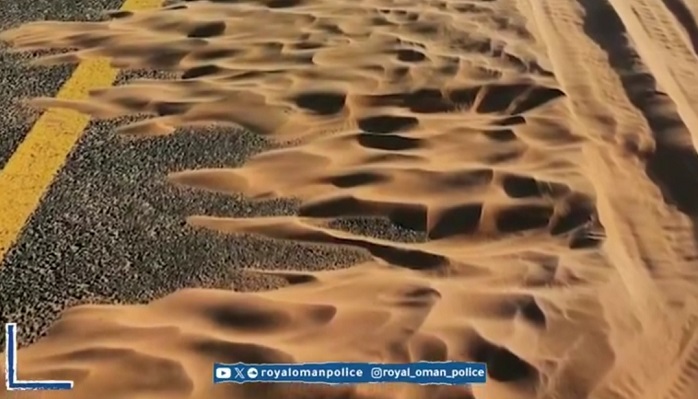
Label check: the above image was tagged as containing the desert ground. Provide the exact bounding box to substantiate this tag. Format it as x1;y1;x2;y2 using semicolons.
3;0;698;398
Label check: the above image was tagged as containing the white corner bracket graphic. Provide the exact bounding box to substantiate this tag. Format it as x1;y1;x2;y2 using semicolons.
4;323;74;391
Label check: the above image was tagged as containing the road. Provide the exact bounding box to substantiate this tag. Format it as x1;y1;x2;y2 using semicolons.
0;0;367;347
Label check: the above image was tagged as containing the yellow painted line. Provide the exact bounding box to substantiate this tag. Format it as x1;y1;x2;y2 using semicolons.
0;0;164;260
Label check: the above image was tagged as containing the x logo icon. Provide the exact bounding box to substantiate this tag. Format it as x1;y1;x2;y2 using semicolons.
235;368;245;379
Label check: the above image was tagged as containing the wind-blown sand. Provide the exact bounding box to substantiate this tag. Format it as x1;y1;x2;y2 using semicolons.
3;0;698;398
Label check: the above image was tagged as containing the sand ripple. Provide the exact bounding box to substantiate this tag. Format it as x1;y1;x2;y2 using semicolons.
3;0;698;398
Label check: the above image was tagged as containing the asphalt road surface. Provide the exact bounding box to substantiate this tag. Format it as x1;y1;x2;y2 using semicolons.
0;0;369;347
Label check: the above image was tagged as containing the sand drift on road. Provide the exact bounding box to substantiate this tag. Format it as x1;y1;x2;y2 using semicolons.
3;0;698;398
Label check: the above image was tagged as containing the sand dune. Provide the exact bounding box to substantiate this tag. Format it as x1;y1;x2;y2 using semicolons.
3;0;698;398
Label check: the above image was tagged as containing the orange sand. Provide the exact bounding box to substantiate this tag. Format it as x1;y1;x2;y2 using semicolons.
3;0;698;398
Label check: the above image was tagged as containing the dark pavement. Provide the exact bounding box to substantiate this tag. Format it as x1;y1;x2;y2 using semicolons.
0;0;368;347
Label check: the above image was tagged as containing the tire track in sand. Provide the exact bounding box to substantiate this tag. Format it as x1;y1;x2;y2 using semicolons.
660;0;698;56
605;0;698;150
521;0;698;398
582;0;698;396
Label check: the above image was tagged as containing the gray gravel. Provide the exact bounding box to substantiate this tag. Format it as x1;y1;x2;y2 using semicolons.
0;100;370;347
0;1;371;347
0;0;124;168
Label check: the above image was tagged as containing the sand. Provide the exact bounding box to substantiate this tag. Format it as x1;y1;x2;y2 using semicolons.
3;0;698;398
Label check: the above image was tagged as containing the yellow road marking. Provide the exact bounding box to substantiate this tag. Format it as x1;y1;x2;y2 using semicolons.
0;0;164;261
